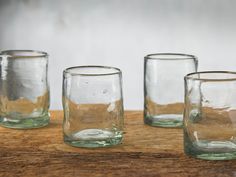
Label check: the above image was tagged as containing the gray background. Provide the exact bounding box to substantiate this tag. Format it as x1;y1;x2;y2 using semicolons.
0;0;236;110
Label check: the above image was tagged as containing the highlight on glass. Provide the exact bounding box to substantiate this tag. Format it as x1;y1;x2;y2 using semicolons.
184;71;236;160
0;50;50;129
62;66;124;148
144;53;198;127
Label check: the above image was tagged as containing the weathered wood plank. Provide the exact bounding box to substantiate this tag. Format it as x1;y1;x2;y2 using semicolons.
0;111;236;177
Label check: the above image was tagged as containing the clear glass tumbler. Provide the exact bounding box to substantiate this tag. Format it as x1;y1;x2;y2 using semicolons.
184;71;236;160
62;66;124;148
144;53;198;127
0;50;50;129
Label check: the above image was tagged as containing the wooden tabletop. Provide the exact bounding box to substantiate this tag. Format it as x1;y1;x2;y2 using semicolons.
1;111;236;177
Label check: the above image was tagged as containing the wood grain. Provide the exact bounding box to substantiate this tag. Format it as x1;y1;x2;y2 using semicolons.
0;111;236;177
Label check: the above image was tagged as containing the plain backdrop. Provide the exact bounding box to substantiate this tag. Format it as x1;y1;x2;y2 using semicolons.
0;0;236;110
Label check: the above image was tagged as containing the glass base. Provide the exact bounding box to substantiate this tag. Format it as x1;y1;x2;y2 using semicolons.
144;114;183;128
64;129;123;148
184;131;236;160
0;114;50;129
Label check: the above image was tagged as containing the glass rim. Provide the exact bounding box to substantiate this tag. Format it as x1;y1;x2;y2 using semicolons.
185;71;236;81
0;50;48;58
63;65;122;76
145;53;197;61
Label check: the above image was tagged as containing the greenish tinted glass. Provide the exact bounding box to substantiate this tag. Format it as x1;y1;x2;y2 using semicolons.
62;66;124;148
0;50;50;129
144;53;198;127
184;71;236;160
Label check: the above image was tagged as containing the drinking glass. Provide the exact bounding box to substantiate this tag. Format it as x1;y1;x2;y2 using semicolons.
144;53;198;127
184;71;236;160
0;50;50;129
63;66;124;148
